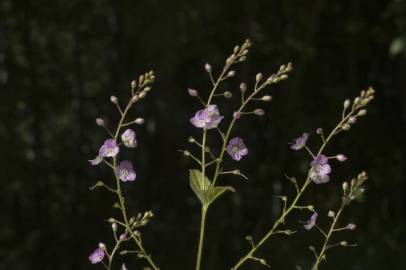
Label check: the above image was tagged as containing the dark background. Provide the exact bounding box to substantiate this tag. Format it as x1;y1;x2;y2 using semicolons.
1;0;405;269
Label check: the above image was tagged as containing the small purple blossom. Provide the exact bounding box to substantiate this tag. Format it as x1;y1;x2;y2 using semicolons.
304;213;318;230
226;137;248;161
190;105;223;129
89;155;103;166
99;139;119;157
290;132;309;150
89;247;105;264
121;129;137;148
188;88;198;96
116;160;136;182
310;154;331;184
233;111;241;119
316;128;323;135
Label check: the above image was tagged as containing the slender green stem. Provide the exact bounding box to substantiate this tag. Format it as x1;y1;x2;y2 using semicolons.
311;203;345;270
109;100;160;270
195;206;208;270
230;110;356;270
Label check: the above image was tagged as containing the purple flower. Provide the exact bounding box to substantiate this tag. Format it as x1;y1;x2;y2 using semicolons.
304;213;318;230
89;247;105;264
190;105;223;129
116;160;136;182
89;155;103;166
121;129;137;148
99;139;119;157
310;154;331;184
290;132;309;150
226;137;248;161
336;154;347;162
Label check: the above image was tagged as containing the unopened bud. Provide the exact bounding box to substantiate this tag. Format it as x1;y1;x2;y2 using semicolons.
183;150;190;156
254;109;265;116
96;118;104;126
256;73;263;82
224;91;232;98
342;182;349;191
307;205;314;211
232;169;240;175
354;97;361;105
233;111;241;119
261;95;272;102
346;223;356;230
134;118;145;125
328;211;335;218
131;80;137;89
342;124;351;130
188;88;198;96
240;82;247;92
139;91;147;98
358;109;367;116
316;128;323;135
204;63;212;73
336;154;347;162
344;99;351;108
99;242;106;249
144;86;151;92
279;74;288;80
110;96;118;104
348;116;357;124
112;223;117;231
188;137;195;143
340;241;348;246
131;95;139;103
227;70;236;77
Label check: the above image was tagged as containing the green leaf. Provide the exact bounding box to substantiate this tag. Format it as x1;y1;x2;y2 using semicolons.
189;169;235;206
189;169;211;205
206;186;235;205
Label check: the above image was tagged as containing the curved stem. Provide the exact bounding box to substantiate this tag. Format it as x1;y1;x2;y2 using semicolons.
195;206;208;270
230;109;356;270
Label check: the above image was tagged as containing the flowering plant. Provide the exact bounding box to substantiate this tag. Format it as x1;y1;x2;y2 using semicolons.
88;40;375;270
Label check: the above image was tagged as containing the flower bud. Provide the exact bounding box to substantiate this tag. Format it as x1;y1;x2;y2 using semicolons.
342;124;351;130
119;234;126;241
139;91;147;98
183;150;190;156
261;95;272;102
224;91;232;98
340;241;348;246
316;128;323;135
131;80;137;89
343;99;351;108
336;154;347;162
254;109;265;116
233;111;241;119
256;73;263;82
144;86;151;92
134;118;145;125
279;74;288;80
346;223;356;230
131;95;139;103
348;116;357;124
110;96;118;104
188;88;198;97
98;242;106;249
358;109;367;116
307;205;314;211
96;118;104;126
354;97;360;105
328;210;335;218
232;169;240;175
227;70;236;77
188;137;195;143
240;82;247;92
204;63;212;73
112;223;117;231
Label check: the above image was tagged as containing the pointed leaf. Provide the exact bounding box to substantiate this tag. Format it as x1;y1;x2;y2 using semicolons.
189;169;211;205
207;185;235;205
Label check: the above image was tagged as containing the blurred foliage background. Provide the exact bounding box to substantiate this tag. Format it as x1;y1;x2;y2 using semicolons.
1;0;405;269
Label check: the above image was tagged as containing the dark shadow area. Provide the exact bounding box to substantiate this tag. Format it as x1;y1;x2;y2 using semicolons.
1;0;405;269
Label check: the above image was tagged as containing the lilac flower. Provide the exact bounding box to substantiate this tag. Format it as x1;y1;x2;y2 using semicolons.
89;155;103;166
89;247;105;264
304;213;318;230
290;132;309;150
190;105;223;129
121;129;137;148
336;154;347;162
310;154;331;184
226;137;248;161
99;139;119;157
116;160;136;182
